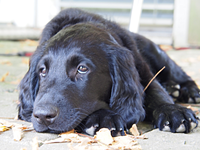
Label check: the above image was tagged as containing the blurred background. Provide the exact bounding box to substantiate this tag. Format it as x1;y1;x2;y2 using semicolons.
0;0;200;86
0;0;200;48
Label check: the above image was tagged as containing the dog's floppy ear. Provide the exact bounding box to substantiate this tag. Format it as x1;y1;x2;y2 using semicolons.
18;45;45;121
107;47;145;127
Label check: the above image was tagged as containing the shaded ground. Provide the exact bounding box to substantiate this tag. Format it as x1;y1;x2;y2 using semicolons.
0;41;200;150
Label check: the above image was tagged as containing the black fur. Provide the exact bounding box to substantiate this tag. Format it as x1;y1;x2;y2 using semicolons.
18;8;200;135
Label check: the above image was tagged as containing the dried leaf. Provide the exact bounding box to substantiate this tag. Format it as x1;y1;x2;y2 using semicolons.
186;71;195;76
45;127;144;149
10;79;21;85
187;105;199;115
130;124;140;136
31;137;39;150
0;119;13;128
59;129;75;136
23;39;38;46
72;138;92;150
0;61;12;65
159;45;173;51
12;123;32;141
44;133;82;144
22;58;29;65
60;133;83;143
43;137;70;144
0;72;9;82
130;125;148;139
135;134;148;139
12;126;23;141
94;128;113;145
113;135;141;150
0;125;10;132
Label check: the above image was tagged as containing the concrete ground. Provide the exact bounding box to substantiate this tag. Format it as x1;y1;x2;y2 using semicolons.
0;41;200;150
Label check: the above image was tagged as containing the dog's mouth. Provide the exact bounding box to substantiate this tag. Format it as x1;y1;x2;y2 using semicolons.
31;106;92;134
40;128;62;134
35;125;76;134
34;115;92;134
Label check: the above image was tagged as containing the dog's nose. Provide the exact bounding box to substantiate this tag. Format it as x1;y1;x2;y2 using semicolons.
33;104;58;125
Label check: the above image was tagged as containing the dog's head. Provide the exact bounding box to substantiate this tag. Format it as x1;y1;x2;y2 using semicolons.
18;23;144;133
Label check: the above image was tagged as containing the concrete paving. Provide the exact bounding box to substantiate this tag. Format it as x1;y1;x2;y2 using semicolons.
0;41;200;150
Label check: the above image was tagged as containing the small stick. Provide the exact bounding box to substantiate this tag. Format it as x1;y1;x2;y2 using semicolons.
0;117;15;119
143;66;165;92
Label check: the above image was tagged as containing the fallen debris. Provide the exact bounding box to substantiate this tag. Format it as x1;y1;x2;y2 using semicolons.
0;72;9;82
0;125;10;132
0;119;145;149
187;105;200;115
130;124;140;136
31;137;39;150
44;128;143;150
94;128;113;145
0;119;33;141
12;126;24;141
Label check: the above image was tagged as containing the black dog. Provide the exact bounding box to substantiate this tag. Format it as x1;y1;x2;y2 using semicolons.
18;8;200;136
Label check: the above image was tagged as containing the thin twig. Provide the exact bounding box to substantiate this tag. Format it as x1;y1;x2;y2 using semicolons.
0;117;15;119
143;66;166;92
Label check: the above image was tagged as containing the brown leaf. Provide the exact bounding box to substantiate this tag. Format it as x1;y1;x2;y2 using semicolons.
130;124;140;136
43;137;71;144
0;125;10;132
0;61;12;65
71;138;93;150
0;72;9;82
0;119;13;128
135;134;148;139
10;79;21;85
45;128;144;149
0;119;33;140
22;58;29;65
113;135;141;150
159;45;173;51
186;71;195;76
94;128;113;145
31;137;39;150
12;126;23;141
23;39;38;46
44;133;82;144
187;105;199;115
59;129;75;136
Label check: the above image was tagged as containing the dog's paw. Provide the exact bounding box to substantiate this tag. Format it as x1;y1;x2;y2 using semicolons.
178;81;200;103
81;109;126;136
153;104;199;133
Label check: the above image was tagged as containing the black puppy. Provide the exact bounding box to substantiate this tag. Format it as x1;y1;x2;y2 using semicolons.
18;8;200;136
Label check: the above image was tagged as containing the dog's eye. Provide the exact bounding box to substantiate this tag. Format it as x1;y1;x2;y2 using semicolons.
77;65;88;74
40;68;47;77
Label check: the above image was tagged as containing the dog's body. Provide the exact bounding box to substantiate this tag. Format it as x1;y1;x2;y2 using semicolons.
18;9;199;136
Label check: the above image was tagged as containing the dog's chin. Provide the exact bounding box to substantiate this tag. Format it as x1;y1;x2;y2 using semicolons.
32;117;82;134
35;128;72;134
40;129;62;134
